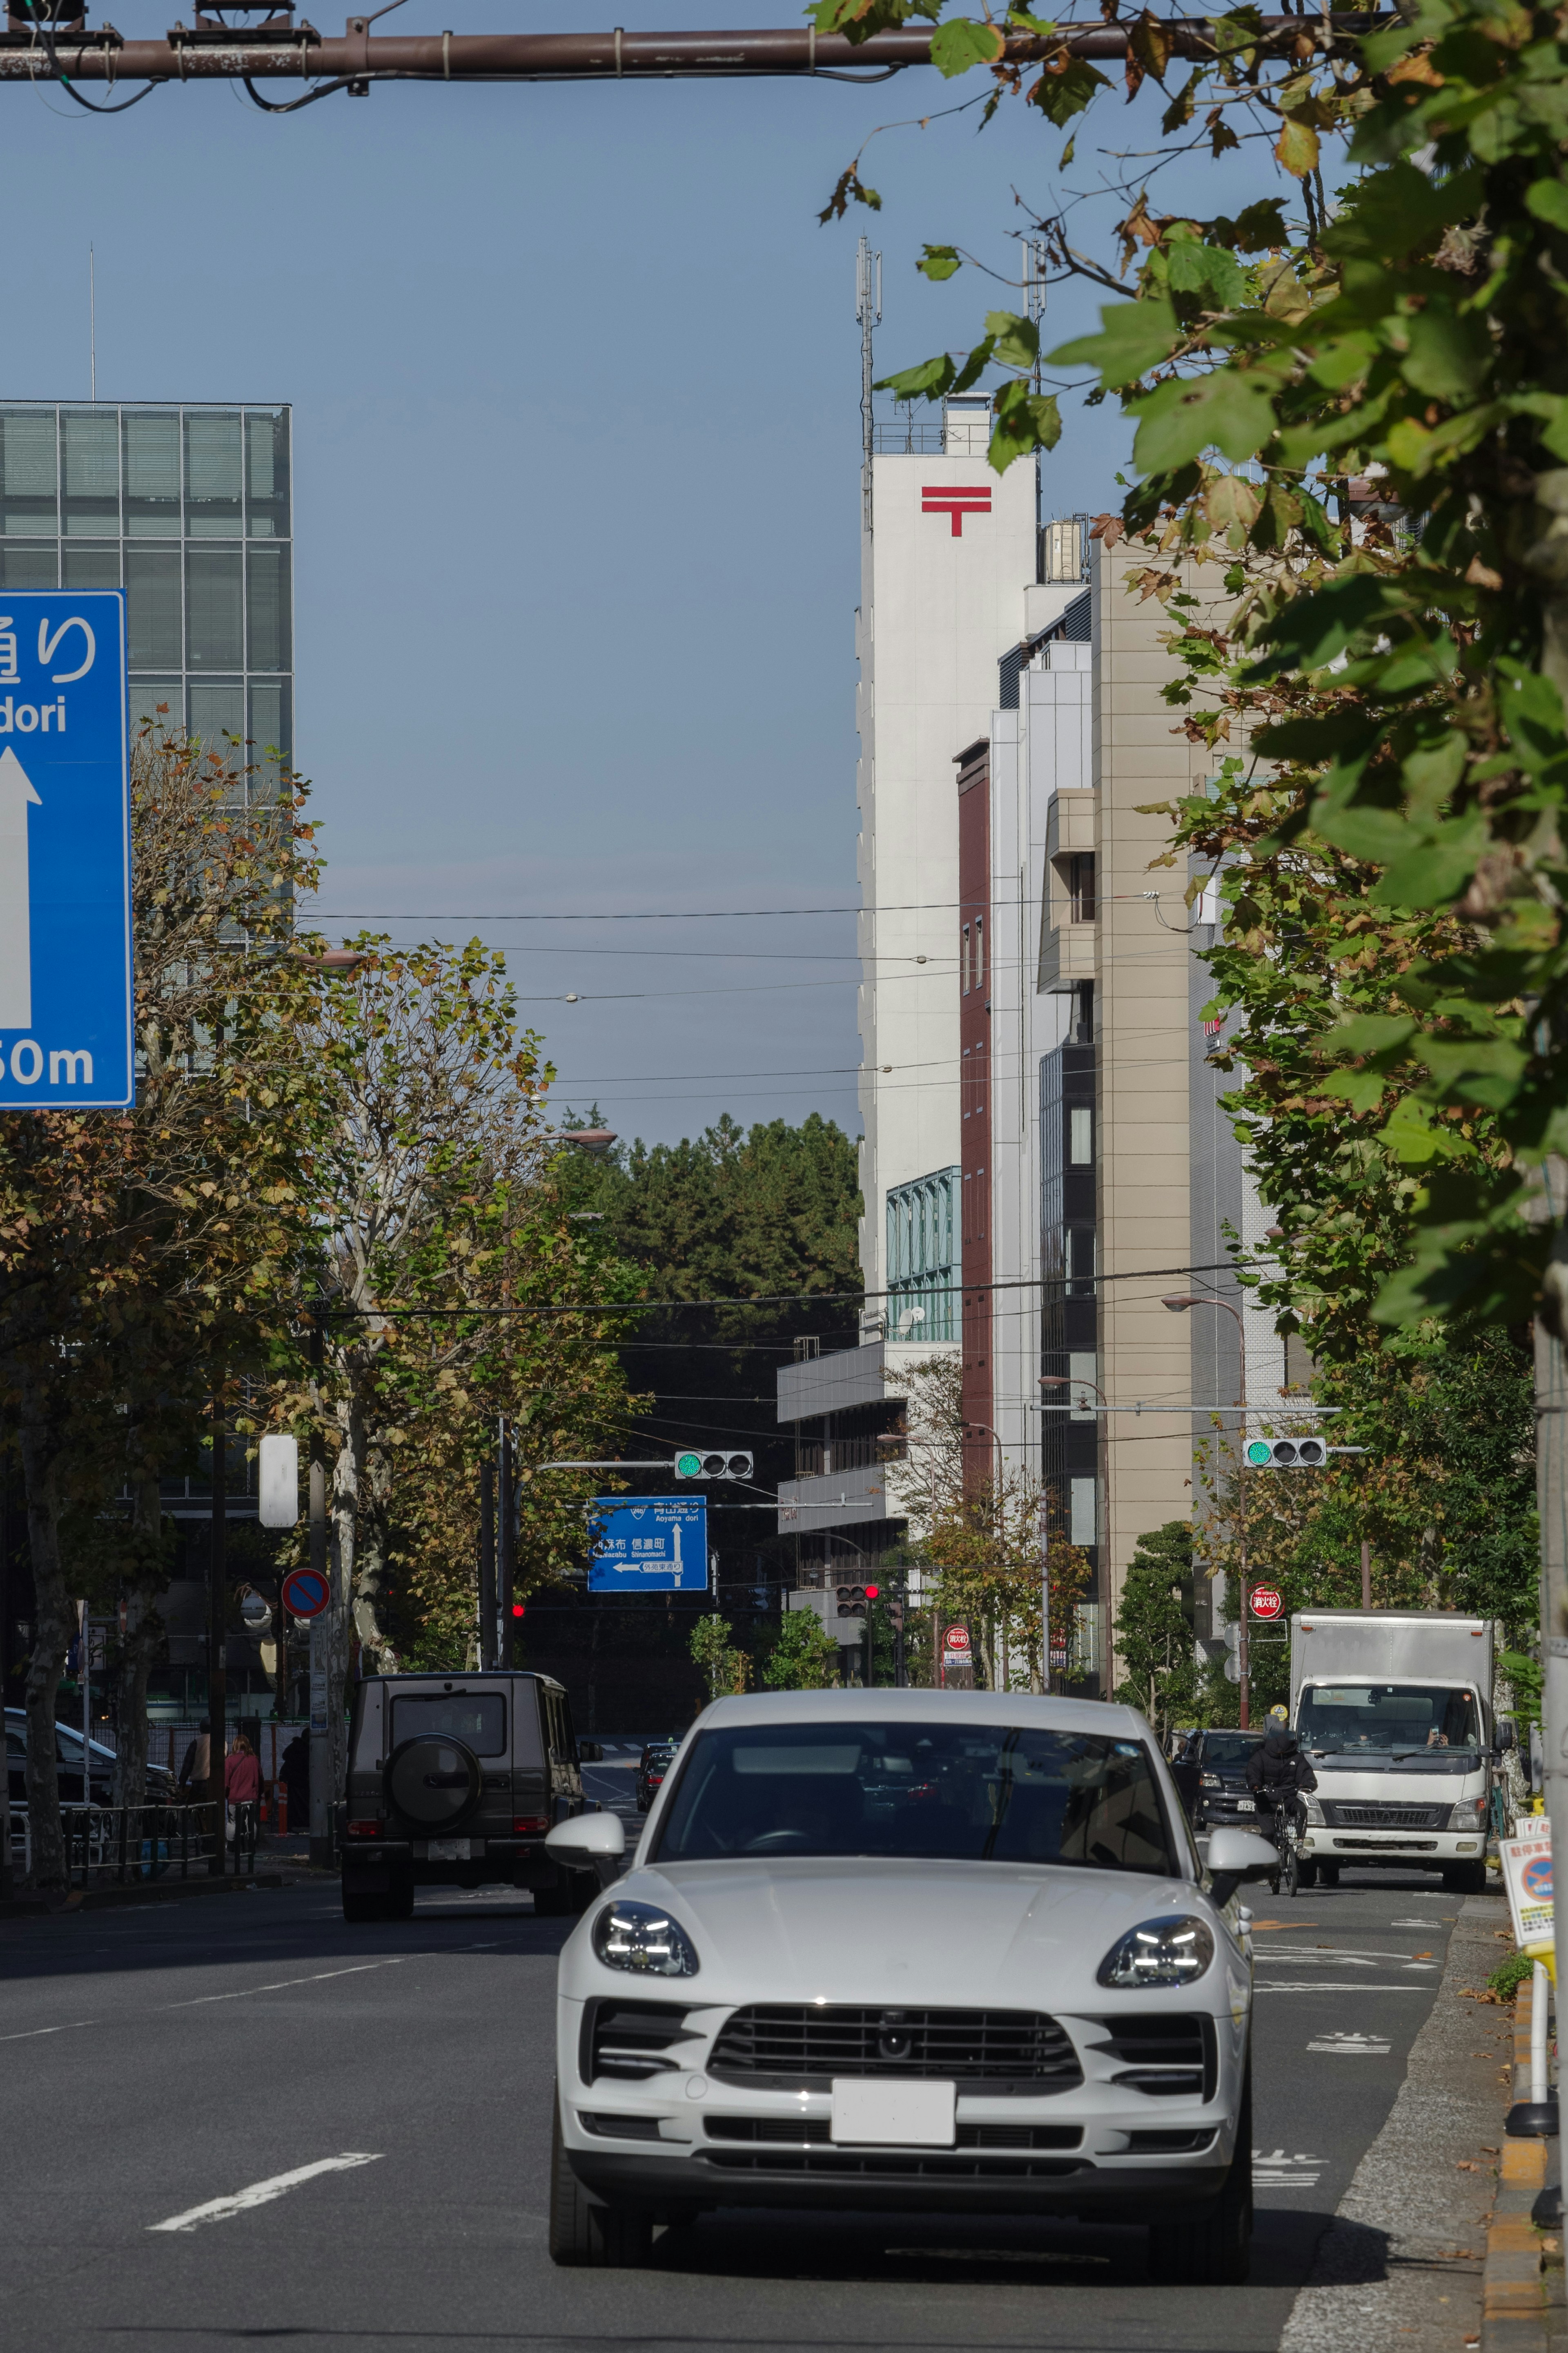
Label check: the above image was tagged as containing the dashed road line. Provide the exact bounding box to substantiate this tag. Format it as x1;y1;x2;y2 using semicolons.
164;1959;408;2010
149;2152;382;2233
0;2019;96;2042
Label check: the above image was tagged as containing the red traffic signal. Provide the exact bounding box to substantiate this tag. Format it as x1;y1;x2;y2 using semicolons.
511;1604;526;1619
864;1585;880;1600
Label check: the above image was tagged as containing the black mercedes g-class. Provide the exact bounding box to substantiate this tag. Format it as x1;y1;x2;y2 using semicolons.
340;1671;604;1923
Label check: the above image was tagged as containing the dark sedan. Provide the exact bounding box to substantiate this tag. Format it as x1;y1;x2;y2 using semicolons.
635;1739;677;1814
1184;1727;1265;1832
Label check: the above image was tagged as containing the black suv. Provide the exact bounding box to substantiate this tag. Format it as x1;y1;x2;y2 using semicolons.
1183;1727;1265;1832
341;1671;603;1924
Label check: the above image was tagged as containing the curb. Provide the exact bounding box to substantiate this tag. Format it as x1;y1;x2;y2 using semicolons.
0;1868;290;1920
1482;1969;1558;2353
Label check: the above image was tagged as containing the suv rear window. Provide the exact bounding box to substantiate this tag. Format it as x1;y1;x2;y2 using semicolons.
391;1693;506;1757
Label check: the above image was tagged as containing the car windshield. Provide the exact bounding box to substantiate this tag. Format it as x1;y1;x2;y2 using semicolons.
1298;1683;1481;1753
1201;1734;1260;1768
653;1720;1178;1875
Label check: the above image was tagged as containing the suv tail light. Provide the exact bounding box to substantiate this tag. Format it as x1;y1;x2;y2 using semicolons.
513;1814;550;1835
345;1818;382;1839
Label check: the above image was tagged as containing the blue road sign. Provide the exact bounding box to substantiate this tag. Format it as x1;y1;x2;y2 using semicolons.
589;1497;709;1592
0;592;130;1108
281;1568;330;1621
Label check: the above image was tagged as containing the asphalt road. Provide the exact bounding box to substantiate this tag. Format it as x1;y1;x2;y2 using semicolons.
0;1863;1472;2353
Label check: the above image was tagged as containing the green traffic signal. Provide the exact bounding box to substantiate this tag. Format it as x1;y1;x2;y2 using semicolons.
674;1450;704;1479
1245;1441;1273;1465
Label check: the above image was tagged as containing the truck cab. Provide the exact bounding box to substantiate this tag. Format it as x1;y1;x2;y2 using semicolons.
341;1671;604;1923
1290;1610;1503;1894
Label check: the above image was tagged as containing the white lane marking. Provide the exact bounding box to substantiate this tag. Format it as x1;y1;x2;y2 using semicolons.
164;1959;407;2010
149;2152;382;2233
0;2019;96;2043
1254;1982;1427;1992
1307;2032;1392;2055
1253;2148;1323;2189
1255;1946;1437;1963
1392;1919;1444;1928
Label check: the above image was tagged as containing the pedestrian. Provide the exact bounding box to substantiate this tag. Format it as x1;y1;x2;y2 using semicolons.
177;1720;211;1799
279;1728;310;1836
226;1732;263;1860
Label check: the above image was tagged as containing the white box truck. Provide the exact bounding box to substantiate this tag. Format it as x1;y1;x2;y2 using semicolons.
1288;1609;1501;1893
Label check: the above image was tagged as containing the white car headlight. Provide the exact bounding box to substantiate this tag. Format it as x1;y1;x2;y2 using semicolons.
1448;1798;1484;1831
1200;1773;1223;1789
1097;1914;1216;1989
1303;1795;1325;1826
592;1898;700;1978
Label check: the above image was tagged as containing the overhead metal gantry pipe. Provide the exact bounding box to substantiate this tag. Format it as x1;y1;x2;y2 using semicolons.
0;15;1394;91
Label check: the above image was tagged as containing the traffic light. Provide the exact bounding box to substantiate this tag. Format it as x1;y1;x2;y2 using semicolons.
673;1450;754;1480
1245;1436;1328;1469
836;1583;879;1620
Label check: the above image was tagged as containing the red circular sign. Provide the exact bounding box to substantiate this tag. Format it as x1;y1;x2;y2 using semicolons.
281;1568;330;1621
1249;1586;1284;1621
944;1627;972;1652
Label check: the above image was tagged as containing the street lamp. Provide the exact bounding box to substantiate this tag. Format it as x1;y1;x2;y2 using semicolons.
1162;1294;1253;1729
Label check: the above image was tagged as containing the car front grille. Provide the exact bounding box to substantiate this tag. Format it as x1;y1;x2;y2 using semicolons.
707;2005;1082;2092
1087;2014;1217;2100
583;2000;704;2084
703;2117;1082;2150
696;2144;1085;2179
1322;1802;1448;1830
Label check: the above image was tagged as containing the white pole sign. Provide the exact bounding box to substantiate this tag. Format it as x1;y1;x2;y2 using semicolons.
0;593;131;1107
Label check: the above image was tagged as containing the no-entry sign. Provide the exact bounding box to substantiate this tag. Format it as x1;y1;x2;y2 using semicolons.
1249;1586;1284;1621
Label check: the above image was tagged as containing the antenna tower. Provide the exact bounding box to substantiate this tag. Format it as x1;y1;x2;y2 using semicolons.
856;232;881;531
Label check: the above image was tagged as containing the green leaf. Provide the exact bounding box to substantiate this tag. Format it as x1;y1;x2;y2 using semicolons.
917;244;962;281
1165;236;1246;308
1210;4;1264;58
1378;1095;1455;1167
1322;1013;1420;1059
989;383;1062;471
1403;305;1492;402
1047;294;1179;389
930;16;1004;76
1526;177;1568;232
1059;133;1076;165
1129;368;1278;473
1209;199;1290;252
1276;114;1320;178
1029;54;1111;126
1321;1069;1395;1112
984;308;1040;370
873;352;954;403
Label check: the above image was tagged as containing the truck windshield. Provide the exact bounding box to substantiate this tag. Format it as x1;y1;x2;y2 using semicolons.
1298;1684;1480;1752
654;1721;1179;1875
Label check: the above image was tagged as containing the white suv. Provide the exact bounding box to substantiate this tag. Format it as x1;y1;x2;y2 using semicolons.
544;1689;1276;2282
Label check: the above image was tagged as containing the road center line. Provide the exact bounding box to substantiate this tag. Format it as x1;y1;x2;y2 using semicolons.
0;2019;96;2042
164;1959;407;2010
149;2152;382;2233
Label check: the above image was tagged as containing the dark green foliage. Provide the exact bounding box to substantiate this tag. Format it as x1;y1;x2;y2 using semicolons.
1113;1521;1200;1735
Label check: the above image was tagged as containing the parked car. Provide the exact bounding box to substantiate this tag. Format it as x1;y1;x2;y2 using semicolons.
5;1708;176;1808
1184;1729;1265;1835
340;1670;603;1923
543;1689;1277;2282
635;1741;677;1814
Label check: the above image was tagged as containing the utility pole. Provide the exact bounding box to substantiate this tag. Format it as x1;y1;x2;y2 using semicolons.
478;1459;496;1672
207;1365;227;1876
856;232;880;534
1361;1537;1372;1610
308;1313;331;1870
498;1418;515;1671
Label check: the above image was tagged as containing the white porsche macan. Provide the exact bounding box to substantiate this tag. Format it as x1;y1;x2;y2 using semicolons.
544;1689;1276;2282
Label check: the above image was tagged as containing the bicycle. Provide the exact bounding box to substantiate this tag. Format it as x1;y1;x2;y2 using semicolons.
1258;1792;1311;1899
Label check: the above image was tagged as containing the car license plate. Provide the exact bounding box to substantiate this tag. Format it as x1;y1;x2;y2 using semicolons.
1235;1800;1255;1813
830;2078;956;2147
425;1837;476;1861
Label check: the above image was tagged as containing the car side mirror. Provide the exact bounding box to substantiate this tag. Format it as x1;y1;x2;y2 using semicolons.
1205;1824;1280;1908
546;1812;625;1865
1496;1720;1518;1754
577;1740;603;1764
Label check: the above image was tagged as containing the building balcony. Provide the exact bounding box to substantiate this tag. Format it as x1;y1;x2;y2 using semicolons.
777;1462;893;1532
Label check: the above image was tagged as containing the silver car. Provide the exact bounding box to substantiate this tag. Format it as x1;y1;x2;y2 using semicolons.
544;1689;1276;2282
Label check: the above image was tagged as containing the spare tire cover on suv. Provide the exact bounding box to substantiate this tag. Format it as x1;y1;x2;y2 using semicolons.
384;1735;482;1831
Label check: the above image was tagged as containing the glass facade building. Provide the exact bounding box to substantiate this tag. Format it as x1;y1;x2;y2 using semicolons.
0;402;292;797
886;1165;959;1343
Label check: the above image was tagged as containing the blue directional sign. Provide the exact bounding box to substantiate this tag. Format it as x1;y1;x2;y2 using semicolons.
0;592;130;1108
588;1497;709;1592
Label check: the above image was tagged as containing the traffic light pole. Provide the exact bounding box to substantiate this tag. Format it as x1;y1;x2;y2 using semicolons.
498;1418;515;1670
478;1460;495;1672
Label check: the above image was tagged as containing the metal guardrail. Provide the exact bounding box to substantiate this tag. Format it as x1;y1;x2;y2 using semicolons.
8;1800;260;1889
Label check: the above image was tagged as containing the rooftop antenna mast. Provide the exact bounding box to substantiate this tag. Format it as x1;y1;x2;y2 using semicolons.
856;232;881;531
89;243;96;402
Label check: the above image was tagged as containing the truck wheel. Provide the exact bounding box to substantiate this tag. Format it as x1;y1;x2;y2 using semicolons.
1443;1862;1488;1895
1317;1862;1341;1888
385;1869;415;1920
548;2097;653;2268
341;1884;388;1924
1147;2059;1252;2286
1296;1860;1318;1889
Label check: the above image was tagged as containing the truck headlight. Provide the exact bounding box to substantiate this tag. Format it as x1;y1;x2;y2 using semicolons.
1200;1773;1223;1790
1097;1914;1215;1989
1448;1798;1484;1831
592;1898;700;1978
1303;1795;1325;1826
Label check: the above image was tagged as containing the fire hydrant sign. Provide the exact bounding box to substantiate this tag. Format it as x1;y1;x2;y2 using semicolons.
0;592;131;1108
1500;1829;1554;1950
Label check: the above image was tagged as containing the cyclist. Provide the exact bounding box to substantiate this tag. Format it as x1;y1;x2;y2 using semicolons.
1245;1716;1318;1857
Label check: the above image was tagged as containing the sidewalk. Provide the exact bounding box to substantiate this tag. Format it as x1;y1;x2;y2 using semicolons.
1480;1967;1565;2353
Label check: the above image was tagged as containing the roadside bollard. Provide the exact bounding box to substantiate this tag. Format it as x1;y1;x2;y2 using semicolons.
1506;1959;1559;2137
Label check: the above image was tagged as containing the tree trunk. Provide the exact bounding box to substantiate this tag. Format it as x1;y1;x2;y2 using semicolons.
327;1390;362;1824
111;1476;166;1813
351;1437;399;1671
18;1381;71;1897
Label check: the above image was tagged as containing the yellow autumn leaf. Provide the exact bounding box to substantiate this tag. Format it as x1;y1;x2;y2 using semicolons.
1276;114;1320;178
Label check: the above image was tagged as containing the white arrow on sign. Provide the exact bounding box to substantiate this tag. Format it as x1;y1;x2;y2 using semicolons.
0;747;42;1029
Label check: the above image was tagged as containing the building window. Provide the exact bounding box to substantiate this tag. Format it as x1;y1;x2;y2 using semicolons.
1067;854;1096;923
974;914;985;988
886;1165;959;1343
1070;1476;1097;1549
1069;1105;1093;1166
961;922;971;993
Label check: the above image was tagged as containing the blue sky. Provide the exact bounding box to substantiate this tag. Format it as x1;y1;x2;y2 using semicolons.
6;5;1256;1147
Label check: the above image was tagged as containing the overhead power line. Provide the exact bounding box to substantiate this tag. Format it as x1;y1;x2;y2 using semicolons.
0;19;1377;103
